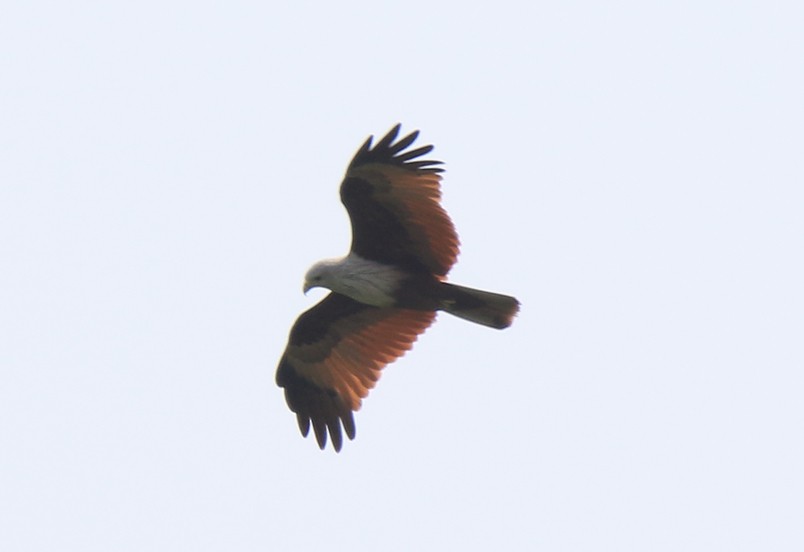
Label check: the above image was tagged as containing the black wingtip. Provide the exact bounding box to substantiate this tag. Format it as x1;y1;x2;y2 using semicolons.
347;123;442;173
343;413;356;441
374;123;402;150
312;418;327;449
278;356;355;452
355;135;373;157
297;414;310;437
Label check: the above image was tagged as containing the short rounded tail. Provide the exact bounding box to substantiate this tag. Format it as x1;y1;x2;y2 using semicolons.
440;283;520;329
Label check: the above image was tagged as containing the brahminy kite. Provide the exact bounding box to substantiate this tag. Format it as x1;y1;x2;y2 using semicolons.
276;124;520;451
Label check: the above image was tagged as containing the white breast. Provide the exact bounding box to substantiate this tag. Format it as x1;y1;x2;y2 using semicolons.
331;254;404;307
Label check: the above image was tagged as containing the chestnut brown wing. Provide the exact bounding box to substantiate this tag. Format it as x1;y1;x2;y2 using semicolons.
276;293;436;451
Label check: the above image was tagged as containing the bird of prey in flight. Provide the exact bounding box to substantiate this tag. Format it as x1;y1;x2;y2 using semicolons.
276;124;520;451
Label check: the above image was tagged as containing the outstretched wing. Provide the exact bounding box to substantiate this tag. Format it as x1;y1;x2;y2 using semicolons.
341;124;460;278
276;293;436;451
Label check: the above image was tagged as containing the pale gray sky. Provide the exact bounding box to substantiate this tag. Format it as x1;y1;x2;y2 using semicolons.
2;1;802;550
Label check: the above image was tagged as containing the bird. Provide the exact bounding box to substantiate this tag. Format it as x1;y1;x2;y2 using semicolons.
275;124;520;451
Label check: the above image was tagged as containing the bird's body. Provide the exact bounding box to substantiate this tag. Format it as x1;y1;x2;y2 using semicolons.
304;255;406;308
276;125;520;451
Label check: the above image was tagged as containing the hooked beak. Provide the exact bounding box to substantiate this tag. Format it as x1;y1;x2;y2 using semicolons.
303;281;313;295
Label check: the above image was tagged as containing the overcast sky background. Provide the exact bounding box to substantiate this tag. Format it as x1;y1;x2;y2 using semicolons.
2;1;802;550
